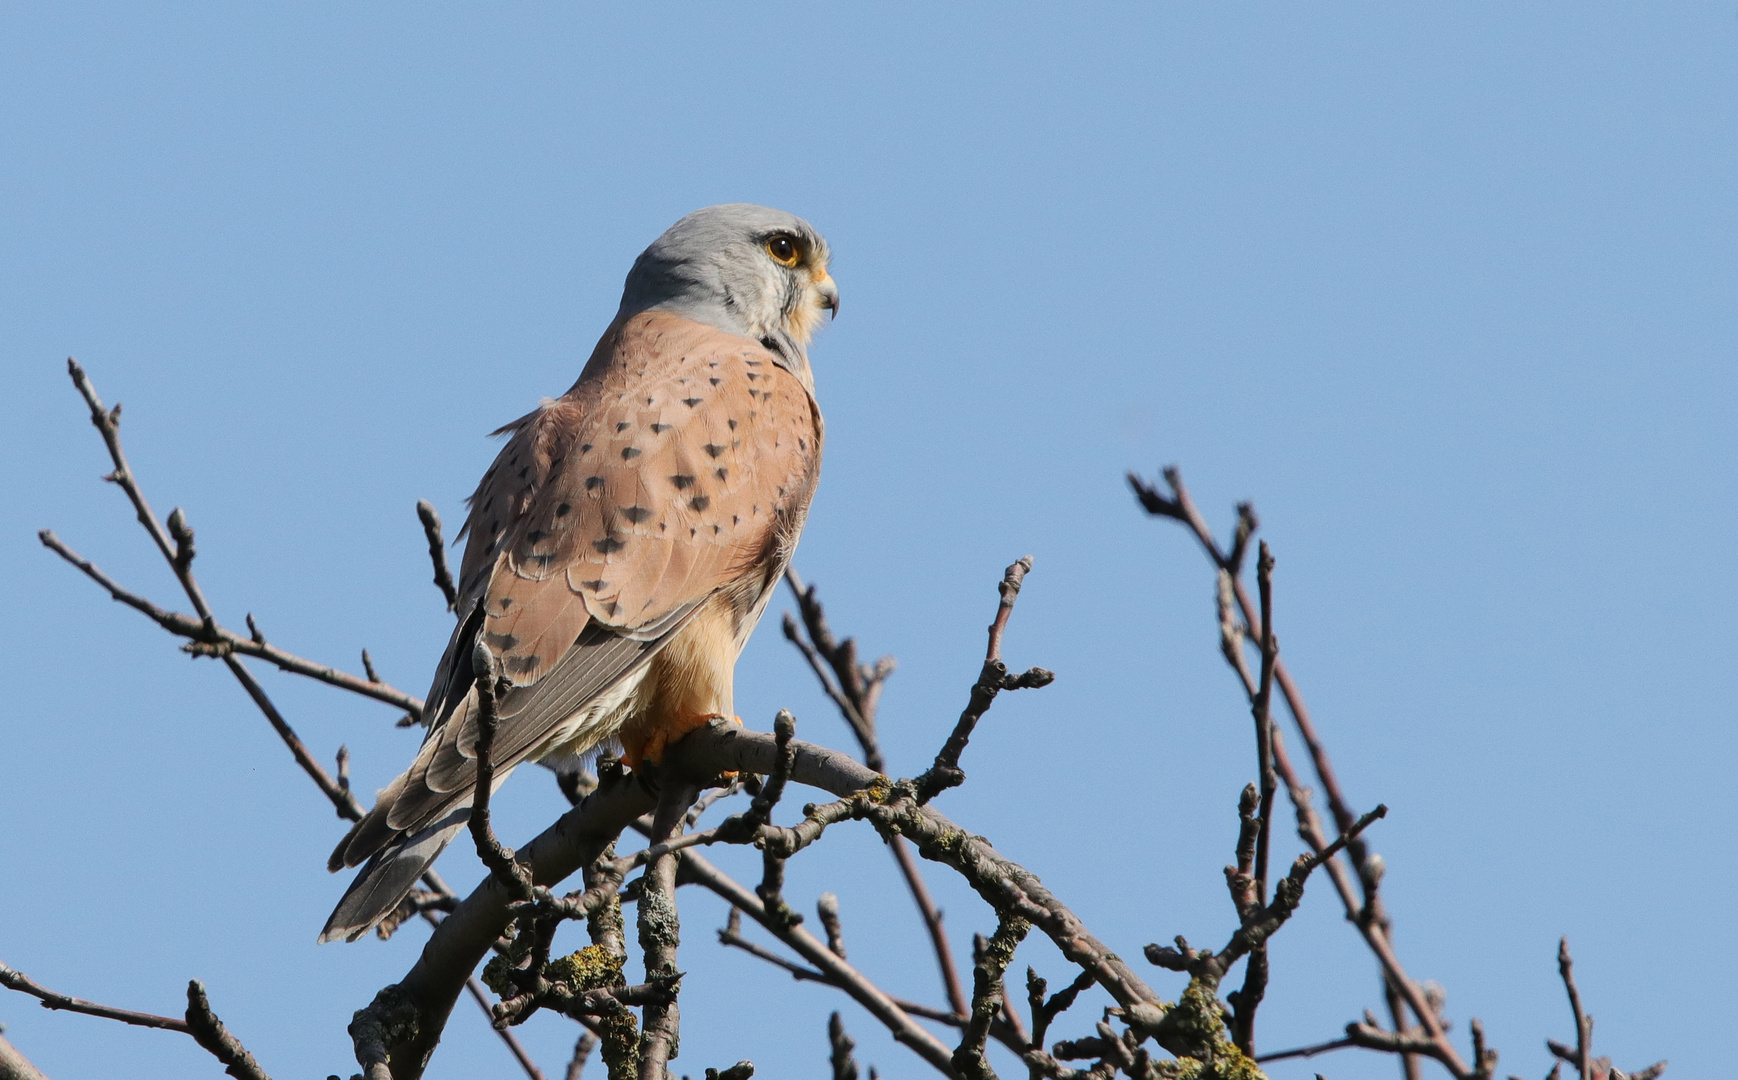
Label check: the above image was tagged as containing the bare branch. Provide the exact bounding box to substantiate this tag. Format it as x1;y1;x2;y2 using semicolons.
1027;967;1095;1051
1251;543;1278;905
0;1033;52;1080
1130;467;1463;1073
985;555;1031;664
416;500;460;613
1472;1017;1498;1079
781;613;874;764
782;569;890;768
1295;805;1390;881
65;359;203;605
1234;552;1280;1058
461;979;548;1080
184;980;272;1080
830;1012;861;1080
954;916;1028;1080
566;1032;599;1080
890;837;971;1019
37;529;423;716
636;780;700;1080
0;960;189;1033
685;847;958;1076
816;893;847;959
718;711;796;841
1559;939;1592;1080
716;909;971;1032
1346;1017;1445;1059
1546;940;1665;1080
916;556;1053;803
0;963;275;1080
1131;467;1382;885
56;366;546;1078
1256;1036;1356;1063
718;908;826;983
469;646;535;901
781;571;967;1017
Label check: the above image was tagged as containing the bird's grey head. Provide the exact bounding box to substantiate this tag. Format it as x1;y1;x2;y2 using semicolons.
618;204;838;368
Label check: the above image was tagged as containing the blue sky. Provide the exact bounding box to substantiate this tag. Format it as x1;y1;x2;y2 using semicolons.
1;5;1732;1078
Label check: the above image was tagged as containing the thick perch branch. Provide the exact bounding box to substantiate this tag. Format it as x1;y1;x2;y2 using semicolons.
355;722;1164;1079
0;1033;51;1080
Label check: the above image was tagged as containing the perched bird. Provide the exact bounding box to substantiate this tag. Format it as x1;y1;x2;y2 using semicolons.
321;204;836;943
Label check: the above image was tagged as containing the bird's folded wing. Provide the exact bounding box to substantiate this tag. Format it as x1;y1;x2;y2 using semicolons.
334;312;821;867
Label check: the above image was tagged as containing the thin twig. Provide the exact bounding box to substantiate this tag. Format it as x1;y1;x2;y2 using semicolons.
1558;939;1592;1080
782;570;889;768
1131;468;1382;884
715;917;968;1031
0;966;276;1080
184;981;272;1080
1546;941;1663;1080
37;529;422;714
566;1032;599;1080
469;648;535;900
1230;543;1280;1055
1130;467;1465;1074
680;846;960;1076
463;979;547;1080
830;1012;861;1080
416;500;460;613
817;893;847;959
1252;542;1278;904
915;557;1053;803
1027;967;1095;1051
54;362;536;1078
0;960;189;1033
781;570;967;1017
890;837;971;1019
1257;1036;1356;1063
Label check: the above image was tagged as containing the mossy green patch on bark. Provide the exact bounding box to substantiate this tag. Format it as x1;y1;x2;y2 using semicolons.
1145;978;1266;1080
546;943;626;992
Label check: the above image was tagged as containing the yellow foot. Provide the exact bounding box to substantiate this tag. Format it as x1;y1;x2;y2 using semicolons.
621;713;741;772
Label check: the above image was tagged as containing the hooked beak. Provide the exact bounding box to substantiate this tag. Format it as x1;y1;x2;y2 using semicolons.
815;272;840;319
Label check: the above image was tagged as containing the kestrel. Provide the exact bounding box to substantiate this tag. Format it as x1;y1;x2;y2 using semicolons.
321;204;836;943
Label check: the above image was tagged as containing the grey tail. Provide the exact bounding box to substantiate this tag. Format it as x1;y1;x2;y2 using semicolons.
318;807;470;944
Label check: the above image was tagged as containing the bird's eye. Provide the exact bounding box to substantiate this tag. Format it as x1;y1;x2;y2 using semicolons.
766;234;799;267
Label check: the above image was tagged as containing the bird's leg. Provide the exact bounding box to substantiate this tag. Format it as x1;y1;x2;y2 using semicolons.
621;713;741;771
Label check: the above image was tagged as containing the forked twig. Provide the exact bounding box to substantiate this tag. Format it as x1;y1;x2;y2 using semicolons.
0;961;272;1080
782;569;969;1017
1131;466;1470;1076
47;362;545;1080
